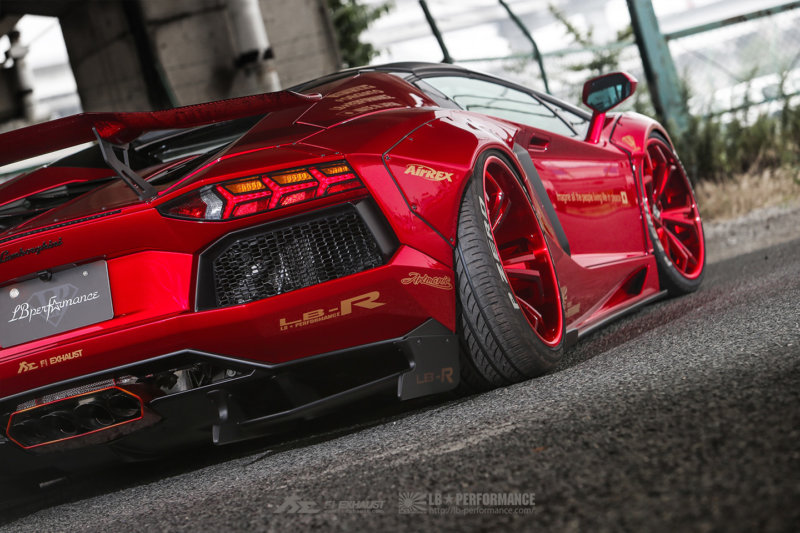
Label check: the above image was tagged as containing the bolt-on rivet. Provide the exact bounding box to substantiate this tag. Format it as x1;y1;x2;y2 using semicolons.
9;288;19;299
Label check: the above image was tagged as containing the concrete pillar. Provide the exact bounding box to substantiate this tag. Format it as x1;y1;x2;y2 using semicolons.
59;2;153;111
49;0;339;112
226;0;281;93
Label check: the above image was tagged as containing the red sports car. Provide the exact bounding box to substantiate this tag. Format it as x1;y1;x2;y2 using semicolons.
0;63;704;479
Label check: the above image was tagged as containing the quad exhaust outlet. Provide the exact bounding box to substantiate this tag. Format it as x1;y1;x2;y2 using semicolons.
5;387;147;449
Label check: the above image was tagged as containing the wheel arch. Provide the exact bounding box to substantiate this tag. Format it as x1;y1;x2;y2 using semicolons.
607;113;681;252
453;149;566;389
382;111;525;251
608;112;675;158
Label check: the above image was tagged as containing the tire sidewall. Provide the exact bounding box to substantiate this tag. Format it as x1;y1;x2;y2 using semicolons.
458;150;564;368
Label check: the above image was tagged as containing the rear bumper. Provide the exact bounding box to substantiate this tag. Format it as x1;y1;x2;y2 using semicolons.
1;189;461;474
1;243;456;395
0;319;458;476
1;198;457;400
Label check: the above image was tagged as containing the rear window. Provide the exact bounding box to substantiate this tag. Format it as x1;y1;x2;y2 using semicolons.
421;76;578;138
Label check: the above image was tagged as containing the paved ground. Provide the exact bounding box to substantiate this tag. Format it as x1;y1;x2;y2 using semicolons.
1;210;798;532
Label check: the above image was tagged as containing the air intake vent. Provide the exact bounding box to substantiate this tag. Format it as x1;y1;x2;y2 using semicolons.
209;207;384;308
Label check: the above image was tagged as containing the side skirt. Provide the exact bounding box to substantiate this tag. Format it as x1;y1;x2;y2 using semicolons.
565;289;668;347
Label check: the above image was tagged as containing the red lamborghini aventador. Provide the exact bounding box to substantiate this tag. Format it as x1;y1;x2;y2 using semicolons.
0;63;704;478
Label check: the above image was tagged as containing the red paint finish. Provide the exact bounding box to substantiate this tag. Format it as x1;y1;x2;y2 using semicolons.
0;64;704;460
1;245;455;398
0;91;320;166
0;167;115;215
525;128;643;260
297;72;435;128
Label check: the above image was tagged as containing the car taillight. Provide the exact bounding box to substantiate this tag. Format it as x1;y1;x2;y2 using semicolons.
158;160;365;220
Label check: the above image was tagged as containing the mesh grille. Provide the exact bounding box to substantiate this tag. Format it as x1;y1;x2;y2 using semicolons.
15;379;116;410
212;209;383;307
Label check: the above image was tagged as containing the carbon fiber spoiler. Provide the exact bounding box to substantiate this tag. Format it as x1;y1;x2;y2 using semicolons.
0;90;320;168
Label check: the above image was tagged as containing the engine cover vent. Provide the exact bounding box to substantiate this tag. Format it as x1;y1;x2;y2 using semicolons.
208;206;385;308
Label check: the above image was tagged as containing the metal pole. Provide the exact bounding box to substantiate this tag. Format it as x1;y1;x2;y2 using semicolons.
497;0;550;94
418;0;453;64
121;0;178;109
665;0;800;40
5;29;36;121
627;0;689;137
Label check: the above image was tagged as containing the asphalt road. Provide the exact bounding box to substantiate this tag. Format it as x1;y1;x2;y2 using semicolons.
2;211;799;532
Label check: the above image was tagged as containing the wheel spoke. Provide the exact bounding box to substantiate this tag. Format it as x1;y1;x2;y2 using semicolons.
502;251;542;266
516;297;544;331
485;174;510;232
656;226;669;252
656;164;676;200
505;267;542;283
661;206;696;227
654;144;670;165
665;228;697;266
491;192;509;231
645;138;705;280
506;267;545;302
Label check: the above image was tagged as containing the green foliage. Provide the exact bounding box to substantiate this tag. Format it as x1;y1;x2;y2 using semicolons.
327;0;392;68
675;99;800;183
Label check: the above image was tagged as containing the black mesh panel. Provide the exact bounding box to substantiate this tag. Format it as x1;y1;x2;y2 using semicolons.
212;210;383;307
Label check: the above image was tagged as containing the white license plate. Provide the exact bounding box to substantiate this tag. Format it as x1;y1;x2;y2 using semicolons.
1;261;114;347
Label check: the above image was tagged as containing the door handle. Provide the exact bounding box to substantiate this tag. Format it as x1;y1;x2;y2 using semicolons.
528;135;550;151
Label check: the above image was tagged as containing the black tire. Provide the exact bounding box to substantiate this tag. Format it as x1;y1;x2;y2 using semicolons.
455;151;564;391
642;132;706;295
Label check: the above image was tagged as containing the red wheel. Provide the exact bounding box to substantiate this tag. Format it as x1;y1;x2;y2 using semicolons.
483;158;563;347
642;133;705;293
455;151;563;390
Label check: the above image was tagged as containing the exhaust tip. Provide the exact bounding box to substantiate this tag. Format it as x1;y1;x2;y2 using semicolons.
106;392;141;418
41;410;79;437
7;386;146;449
11;419;49;446
74;401;115;429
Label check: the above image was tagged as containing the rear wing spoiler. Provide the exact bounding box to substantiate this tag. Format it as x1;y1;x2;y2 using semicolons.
0;90;320;168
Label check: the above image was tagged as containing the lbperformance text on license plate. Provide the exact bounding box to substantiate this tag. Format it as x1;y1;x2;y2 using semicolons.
0;261;114;347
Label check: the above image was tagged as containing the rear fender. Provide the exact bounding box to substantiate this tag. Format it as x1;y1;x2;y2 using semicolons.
383;111;518;250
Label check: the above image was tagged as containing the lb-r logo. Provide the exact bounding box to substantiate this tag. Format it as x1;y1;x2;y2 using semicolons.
279;291;385;331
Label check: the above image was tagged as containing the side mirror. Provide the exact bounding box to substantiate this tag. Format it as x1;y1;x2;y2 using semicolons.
582;72;637;143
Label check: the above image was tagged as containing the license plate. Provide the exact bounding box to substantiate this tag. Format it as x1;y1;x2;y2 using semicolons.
1;261;114;347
